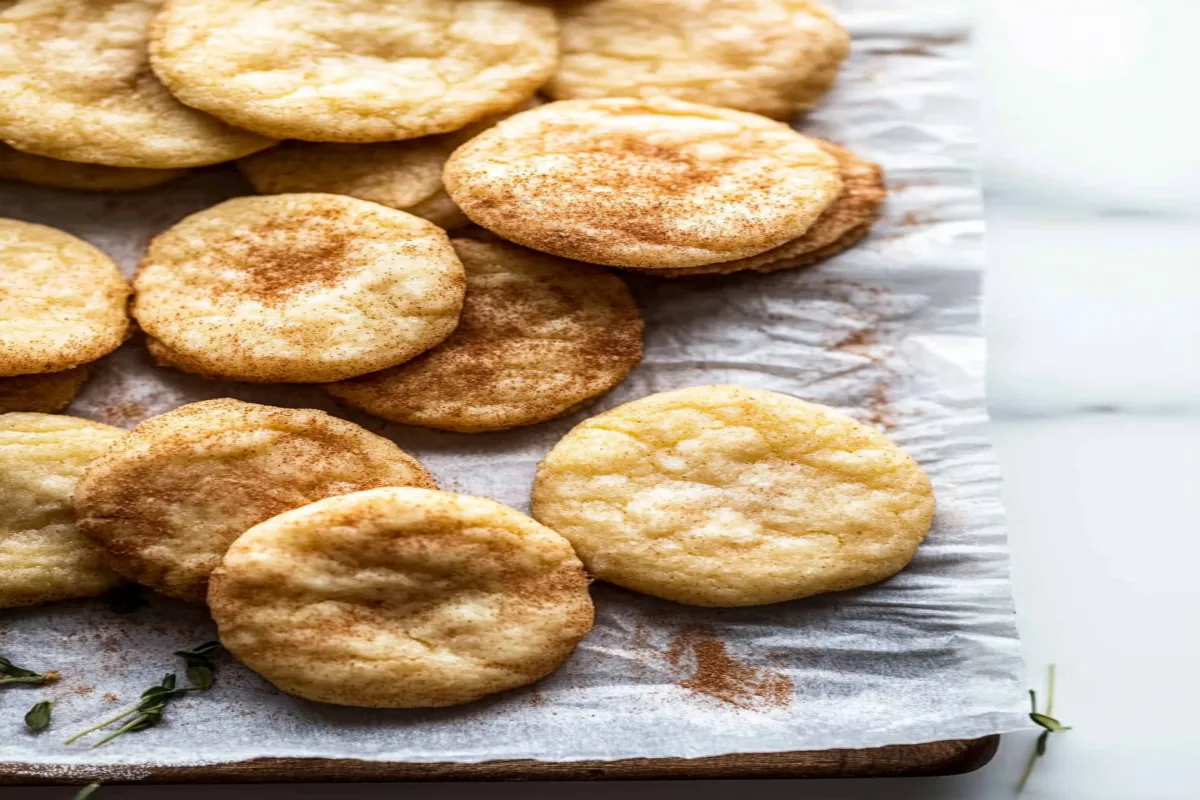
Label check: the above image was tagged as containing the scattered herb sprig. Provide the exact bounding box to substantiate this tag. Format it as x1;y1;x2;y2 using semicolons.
24;699;54;732
74;782;102;799
174;641;221;690
0;656;59;687
1018;663;1072;793
64;673;186;748
62;642;224;749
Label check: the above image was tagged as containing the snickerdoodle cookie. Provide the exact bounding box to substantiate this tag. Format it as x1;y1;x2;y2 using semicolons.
209;487;594;707
327;239;643;433
0;413;124;608
0;0;273;169
0;367;93;414
132;194;466;383
149;0;558;142
629;141;885;277
0;144;188;192
548;0;848;120
443;98;843;269
0;220;130;377
236;104;538;229
532;385;935;607
75;399;437;602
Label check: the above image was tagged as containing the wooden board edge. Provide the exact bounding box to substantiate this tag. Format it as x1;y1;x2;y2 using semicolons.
0;735;998;784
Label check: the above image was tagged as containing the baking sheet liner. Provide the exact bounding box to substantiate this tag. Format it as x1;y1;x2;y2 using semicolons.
0;0;1027;776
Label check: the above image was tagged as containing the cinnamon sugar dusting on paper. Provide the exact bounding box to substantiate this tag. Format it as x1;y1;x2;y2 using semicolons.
666;627;793;710
862;381;897;431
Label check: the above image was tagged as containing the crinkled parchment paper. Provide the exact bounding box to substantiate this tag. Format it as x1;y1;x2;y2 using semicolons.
0;0;1027;776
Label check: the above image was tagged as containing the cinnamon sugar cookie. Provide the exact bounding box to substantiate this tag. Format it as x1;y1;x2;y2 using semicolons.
444;98;843;269
327;239;643;433
132;194;466;383
0;366;93;414
532;385;935;607
0;219;130;377
0;144;187;192
0;413;124;608
75;399;437;602
149;0;558;142
236;104;538;229
548;0;848;120
0;0;274;169
629;141;885;277
209;487;594;707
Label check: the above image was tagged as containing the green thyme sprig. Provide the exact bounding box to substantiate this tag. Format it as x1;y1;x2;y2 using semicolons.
24;699;54;732
62;641;224;748
74;782;101;799
174;641;222;690
0;656;59;687
1018;663;1072;793
63;673;187;748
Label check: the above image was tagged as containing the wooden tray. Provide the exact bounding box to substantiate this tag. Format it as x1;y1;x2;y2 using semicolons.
1;735;998;784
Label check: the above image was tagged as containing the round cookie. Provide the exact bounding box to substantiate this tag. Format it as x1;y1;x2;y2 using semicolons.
0;366;93;414
0;0;274;169
0;144;187;192
0;413;124;608
75;399;438;602
327;239;644;433
149;0;559;142
630;141;886;277
443;98;843;269
209;487;595;708
236;103;539;230
531;385;935;607
548;0;849;120
238;140;469;230
0;219;131;377
131;194;467;383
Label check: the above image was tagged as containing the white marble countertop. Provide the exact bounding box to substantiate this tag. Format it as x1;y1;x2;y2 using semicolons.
9;0;1200;797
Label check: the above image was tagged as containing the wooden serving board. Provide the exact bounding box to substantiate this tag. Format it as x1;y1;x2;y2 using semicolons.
1;736;997;784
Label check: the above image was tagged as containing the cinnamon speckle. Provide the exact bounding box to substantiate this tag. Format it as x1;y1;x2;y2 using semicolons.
665;627;792;710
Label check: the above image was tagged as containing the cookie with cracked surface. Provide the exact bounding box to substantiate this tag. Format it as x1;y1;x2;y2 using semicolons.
0;0;274;169
627;141;885;277
0;413;124;608
209;487;594;708
326;239;643;433
149;0;558;142
75;399;437;602
531;385;935;607
0;144;187;192
0;219;131;377
132;194;466;383
0;366;93;414
444;98;843;269
548;0;849;120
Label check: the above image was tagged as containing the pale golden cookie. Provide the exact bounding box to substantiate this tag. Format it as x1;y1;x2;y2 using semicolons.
0;366;93;414
0;144;187;192
0;413;124;608
630;141;885;277
444;98;843;269
327;239;644;433
532;385;935;607
132;194;466;383
548;0;848;120
236;104;538;229
0;219;131;377
149;0;559;142
75;399;437;602
209;487;594;708
0;0;274;169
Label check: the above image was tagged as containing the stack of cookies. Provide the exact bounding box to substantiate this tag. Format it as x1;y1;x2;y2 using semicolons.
0;0;932;711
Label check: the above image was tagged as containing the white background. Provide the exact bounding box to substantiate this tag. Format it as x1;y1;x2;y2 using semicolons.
8;0;1200;797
